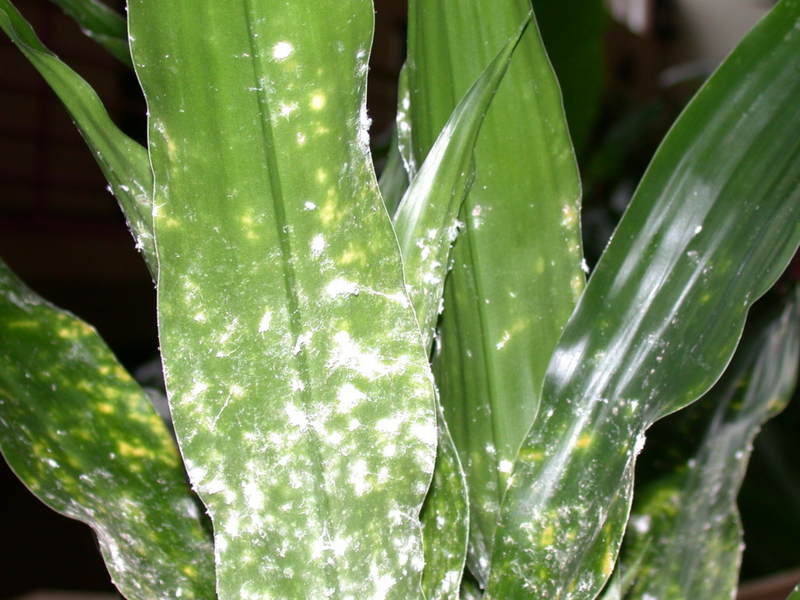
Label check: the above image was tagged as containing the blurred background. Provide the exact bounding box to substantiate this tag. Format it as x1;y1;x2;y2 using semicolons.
0;0;796;597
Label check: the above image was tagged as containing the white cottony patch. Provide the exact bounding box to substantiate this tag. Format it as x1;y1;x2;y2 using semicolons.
203;478;226;495
349;459;370;496
376;415;403;434
278;102;298;118
285;403;309;430
694;225;703;235
328;331;401;380
243;480;264;510
273;42;293;60
326;279;359;298
311;234;326;258
358;102;372;149
581;258;591;274
410;422;437;447
304;201;317;210
258;310;273;333
495;331;511;350
633;431;647;456
370;564;397;600
498;460;514;474
292;331;313;355
337;383;367;413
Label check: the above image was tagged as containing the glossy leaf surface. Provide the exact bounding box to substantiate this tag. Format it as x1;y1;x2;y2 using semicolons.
0;0;156;276
407;0;584;580
51;0;132;66
488;1;800;597
0;260;214;599
128;0;436;597
620;292;799;600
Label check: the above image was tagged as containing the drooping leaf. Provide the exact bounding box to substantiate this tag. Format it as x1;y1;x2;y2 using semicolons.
0;260;215;600
50;0;132;67
620;291;799;600
128;0;437;598
488;1;800;597
0;0;156;277
406;0;585;582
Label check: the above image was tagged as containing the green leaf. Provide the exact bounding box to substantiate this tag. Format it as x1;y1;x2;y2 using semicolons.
530;0;608;155
0;0;156;278
488;1;800;597
407;0;585;582
50;0;132;67
620;292;799;600
0;260;214;600
378;127;408;217
393;23;528;598
128;0;437;598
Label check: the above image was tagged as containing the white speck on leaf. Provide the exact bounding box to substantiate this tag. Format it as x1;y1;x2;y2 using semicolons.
273;42;293;60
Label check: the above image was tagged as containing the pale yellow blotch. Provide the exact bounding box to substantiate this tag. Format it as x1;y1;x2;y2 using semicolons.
571;274;584;298
98;366;111;376
182;565;199;578
320;200;340;226
8;320;39;330
118;441;148;458
97;403;115;414
540;525;555;546
534;256;546;275
310;94;326;110
601;548;615;576
163;217;180;228
57;327;80;340
315;126;330;135
576;433;592;449
339;248;368;267
316;169;328;183
241;215;255;227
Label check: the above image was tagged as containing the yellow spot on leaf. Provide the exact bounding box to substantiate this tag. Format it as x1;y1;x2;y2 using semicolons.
98;403;114;414
576;433;592;449
310;94;326;110
541;525;555;546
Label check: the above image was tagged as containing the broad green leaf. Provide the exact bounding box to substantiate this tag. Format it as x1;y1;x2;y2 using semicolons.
488;1;800;598
128;0;437;598
620;292;799;600
0;260;214;600
0;0;156;277
407;0;584;582
50;0;132;67
394;24;529;597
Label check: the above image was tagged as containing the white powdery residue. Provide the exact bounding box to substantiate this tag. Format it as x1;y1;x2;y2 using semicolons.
285;403;309;430
633;431;647;456
203;478;226;495
485;444;496;455
370;564;397;600
348;418;361;430
327;431;343;445
273;41;293;60
382;444;396;457
498;460;514;474
326;278;360;298
694;225;703;235
278;102;298;118
185;461;206;486
45;458;59;468
441;570;461;592
349;459;370;496
358;101;372;149
243;480;265;510
337;383;367;413
258;310;273;333
304;201;317;210
495;331;511;350
410;422;437;447
224;516;240;537
311;234;326;258
292;331;313;355
376;415;404;434
377;467;390;484
328;331;399;380
184;382;208;405
581;258;591;274
330;537;349;557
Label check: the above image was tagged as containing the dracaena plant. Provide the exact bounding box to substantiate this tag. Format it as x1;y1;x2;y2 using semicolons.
1;0;799;598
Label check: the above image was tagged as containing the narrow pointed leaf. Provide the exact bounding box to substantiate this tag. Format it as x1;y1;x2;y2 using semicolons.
0;0;156;277
394;26;528;597
0;260;214;600
621;293;799;600
395;17;528;350
488;1;800;597
128;1;437;598
50;0;132;67
407;0;585;581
